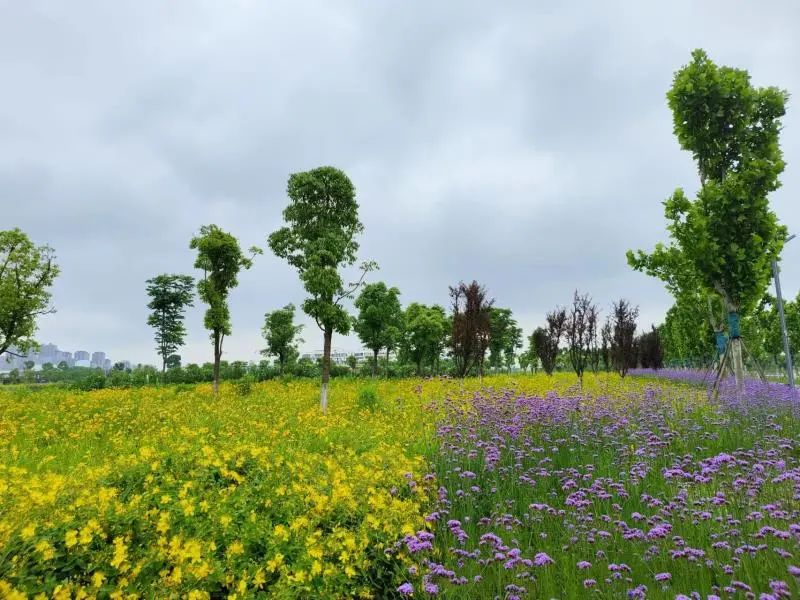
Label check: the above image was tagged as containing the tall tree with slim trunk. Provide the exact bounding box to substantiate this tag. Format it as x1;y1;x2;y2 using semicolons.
0;229;59;360
145;274;194;378
488;307;521;373
611;299;638;378
190;225;259;395
449;281;493;378
353;282;402;377
533;308;566;375
261;304;304;374
565;290;599;386
268;166;373;413
629;49;788;392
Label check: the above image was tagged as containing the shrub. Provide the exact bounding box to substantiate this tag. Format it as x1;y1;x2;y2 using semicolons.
234;376;254;397
357;385;380;411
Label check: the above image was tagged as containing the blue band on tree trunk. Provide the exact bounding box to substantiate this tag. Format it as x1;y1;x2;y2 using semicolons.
728;311;741;339
715;331;727;355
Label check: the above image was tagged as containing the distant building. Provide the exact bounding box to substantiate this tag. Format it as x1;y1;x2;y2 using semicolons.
91;352;106;369
74;350;90;361
300;349;371;365
74;359;91;368
103;358;112;371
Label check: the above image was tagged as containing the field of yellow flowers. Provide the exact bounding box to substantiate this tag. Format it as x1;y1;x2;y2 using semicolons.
0;374;694;598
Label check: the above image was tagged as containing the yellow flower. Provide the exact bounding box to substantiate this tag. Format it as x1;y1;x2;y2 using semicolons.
91;571;106;588
266;553;284;572
110;537;129;571
219;514;232;528
35;540;55;560
227;541;244;557
20;524;36;540
65;529;78;548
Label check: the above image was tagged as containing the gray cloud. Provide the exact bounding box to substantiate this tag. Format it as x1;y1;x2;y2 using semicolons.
2;0;800;364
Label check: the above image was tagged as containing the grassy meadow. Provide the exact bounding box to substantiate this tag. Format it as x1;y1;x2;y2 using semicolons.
0;374;798;598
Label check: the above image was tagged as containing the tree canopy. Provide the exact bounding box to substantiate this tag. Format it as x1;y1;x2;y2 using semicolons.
261;304;304;374
353;282;402;376
190;224;259;393
0;228;59;359
145;274;194;376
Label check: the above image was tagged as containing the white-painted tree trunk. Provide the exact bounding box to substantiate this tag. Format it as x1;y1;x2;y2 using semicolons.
320;381;328;414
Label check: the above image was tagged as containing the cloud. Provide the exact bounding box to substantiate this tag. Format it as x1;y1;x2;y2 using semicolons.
2;0;799;364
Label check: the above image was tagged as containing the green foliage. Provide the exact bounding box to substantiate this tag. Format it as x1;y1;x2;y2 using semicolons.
487;308;522;373
630;49;788;314
234;376;254;397
261;304;304;374
353;282;403;375
190;225;260;392
400;303;448;375
268;167;368;338
356;385;379;411
145;274;194;374
0;228;59;357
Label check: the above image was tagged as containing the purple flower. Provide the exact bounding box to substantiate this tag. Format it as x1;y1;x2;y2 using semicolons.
397;583;414;596
654;572;671;582
424;582;439;594
577;560;592;570
534;552;554;566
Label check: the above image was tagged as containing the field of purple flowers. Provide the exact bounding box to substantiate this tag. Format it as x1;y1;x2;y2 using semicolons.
398;378;800;599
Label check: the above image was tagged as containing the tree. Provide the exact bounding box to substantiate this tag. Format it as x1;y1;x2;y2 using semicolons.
565;291;599;386
190;225;260;395
518;351;531;374
611;299;638;378
145;274;194;378
268;166;373;413
629;49;788;392
449;281;493;377
352;282;402;377
166;354;181;370
488;307;521;373
401;303;448;375
639;325;664;369
346;354;357;374
0;229;59;359
532;307;566;375
600;318;613;372
261;304;304;375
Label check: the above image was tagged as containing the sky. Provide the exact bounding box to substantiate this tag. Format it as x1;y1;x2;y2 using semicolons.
2;1;800;366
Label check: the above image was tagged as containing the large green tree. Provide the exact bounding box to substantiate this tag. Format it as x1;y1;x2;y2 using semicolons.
190;225;260;394
261;304;304;374
0;228;59;360
268;166;373;412
629;49;788;390
401;303;448;375
488;307;522;373
353;282;402;377
145;274;194;378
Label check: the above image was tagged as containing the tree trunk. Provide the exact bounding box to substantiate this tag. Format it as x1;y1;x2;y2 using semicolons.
321;327;332;413
727;308;744;395
372;348;379;377
213;331;221;395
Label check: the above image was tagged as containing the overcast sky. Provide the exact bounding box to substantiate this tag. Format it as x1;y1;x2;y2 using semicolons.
3;1;800;365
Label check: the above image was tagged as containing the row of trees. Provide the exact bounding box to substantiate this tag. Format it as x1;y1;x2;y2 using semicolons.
526;293;658;384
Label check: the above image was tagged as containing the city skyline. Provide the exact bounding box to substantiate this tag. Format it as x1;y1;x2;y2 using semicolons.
0;342;130;373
